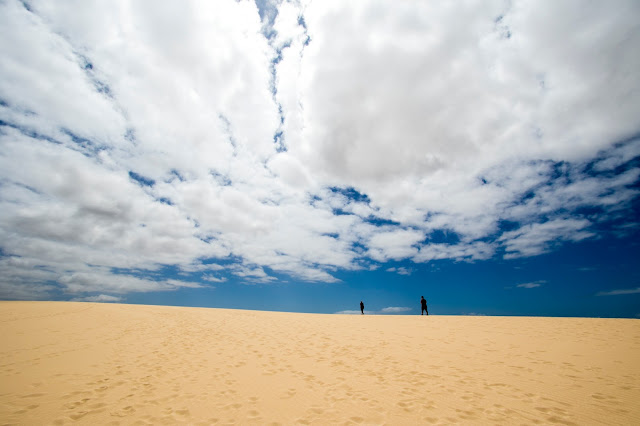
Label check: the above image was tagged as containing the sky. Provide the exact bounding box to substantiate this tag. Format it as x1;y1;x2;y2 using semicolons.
1;0;639;318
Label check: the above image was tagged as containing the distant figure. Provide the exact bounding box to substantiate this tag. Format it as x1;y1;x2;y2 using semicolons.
421;296;428;315
360;301;364;315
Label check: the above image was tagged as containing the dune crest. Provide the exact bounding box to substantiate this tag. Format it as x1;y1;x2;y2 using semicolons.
1;301;639;424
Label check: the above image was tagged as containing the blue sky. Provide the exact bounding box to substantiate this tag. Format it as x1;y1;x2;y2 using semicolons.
1;0;639;318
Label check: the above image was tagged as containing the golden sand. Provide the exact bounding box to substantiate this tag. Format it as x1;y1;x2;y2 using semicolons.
1;302;639;425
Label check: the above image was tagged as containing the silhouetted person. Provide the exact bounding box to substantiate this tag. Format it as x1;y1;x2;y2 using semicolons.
360;301;364;315
421;296;428;315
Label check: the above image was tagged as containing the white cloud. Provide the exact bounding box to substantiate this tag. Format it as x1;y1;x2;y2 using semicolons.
293;0;640;184
386;267;413;276
335;306;411;315
379;307;411;314
58;272;203;294
202;274;226;283
500;219;594;259
0;0;639;299
516;282;544;289
414;241;496;262
334;310;362;315
231;264;278;284
597;287;640;296
367;229;424;262
72;294;123;303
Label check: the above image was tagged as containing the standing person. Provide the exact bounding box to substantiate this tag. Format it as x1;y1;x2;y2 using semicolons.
421;296;428;315
360;301;364;315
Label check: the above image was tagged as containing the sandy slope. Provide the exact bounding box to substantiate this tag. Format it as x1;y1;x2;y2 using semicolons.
1;302;639;425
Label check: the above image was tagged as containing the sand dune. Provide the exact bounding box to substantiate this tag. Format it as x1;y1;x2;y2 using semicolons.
1;302;639;425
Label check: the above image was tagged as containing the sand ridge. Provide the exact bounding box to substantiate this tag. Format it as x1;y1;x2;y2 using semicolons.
1;301;639;424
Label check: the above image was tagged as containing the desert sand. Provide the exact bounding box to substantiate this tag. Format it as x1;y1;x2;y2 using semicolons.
1;302;639;425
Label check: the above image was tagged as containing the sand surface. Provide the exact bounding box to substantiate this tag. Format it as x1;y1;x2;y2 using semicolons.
1;302;639;425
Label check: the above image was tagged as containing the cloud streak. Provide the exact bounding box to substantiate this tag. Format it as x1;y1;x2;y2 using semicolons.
597;287;640;296
516;282;544;289
1;0;639;300
71;294;124;303
335;307;411;315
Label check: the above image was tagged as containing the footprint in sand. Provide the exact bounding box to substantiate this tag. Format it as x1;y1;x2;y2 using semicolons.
397;400;415;412
68;411;89;420
111;405;135;417
456;408;478;420
173;408;191;421
89;402;107;410
282;388;297;399
247;409;262;421
64;398;90;409
546;415;577;425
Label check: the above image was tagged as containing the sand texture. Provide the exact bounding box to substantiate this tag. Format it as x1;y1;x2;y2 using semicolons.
1;302;639;425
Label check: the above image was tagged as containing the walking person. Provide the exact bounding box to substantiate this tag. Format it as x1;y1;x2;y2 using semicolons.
421;296;428;315
360;301;364;315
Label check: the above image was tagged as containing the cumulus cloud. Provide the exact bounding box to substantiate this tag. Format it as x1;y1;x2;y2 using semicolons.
1;0;639;299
